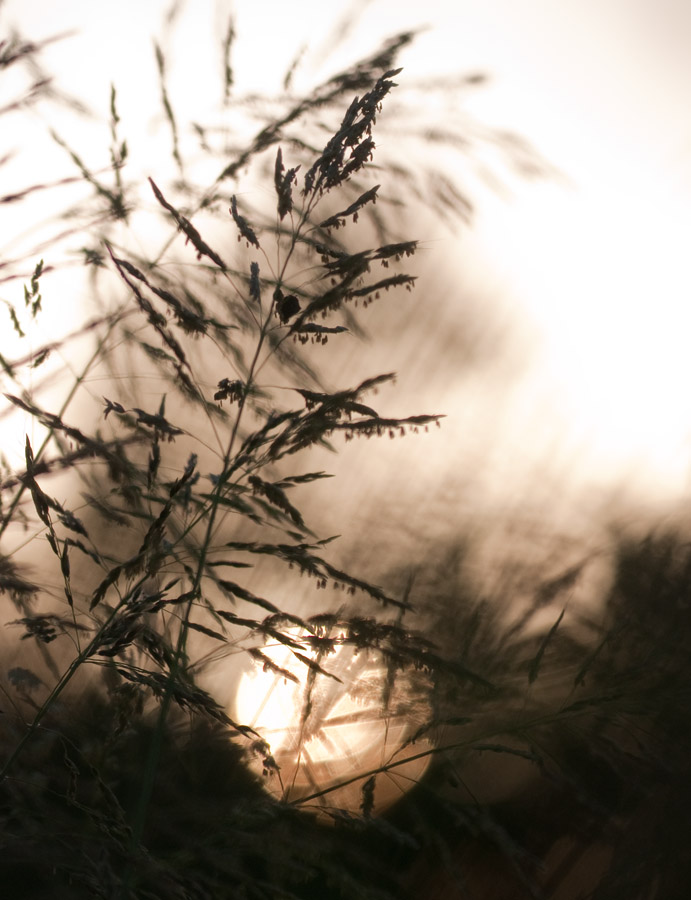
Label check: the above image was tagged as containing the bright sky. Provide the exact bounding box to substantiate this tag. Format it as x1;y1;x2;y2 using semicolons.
3;0;691;506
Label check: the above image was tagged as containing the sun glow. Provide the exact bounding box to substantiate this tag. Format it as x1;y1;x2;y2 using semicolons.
233;629;432;813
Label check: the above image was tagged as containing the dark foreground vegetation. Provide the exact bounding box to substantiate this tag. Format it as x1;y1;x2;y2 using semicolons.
0;12;689;898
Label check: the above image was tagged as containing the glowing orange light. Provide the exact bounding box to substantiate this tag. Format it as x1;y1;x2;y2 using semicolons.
233;628;432;814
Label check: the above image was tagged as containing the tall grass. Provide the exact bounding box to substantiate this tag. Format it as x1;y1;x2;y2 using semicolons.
0;16;689;900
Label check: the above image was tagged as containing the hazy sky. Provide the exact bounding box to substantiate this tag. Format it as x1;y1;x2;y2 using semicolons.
3;0;691;505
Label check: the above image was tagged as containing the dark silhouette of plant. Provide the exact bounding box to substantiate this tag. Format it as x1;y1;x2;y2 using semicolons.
0;20;471;899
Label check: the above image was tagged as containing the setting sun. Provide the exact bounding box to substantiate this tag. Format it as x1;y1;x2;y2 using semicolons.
233;628;431;812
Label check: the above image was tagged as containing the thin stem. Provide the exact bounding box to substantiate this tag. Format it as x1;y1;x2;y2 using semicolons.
124;188;322;872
